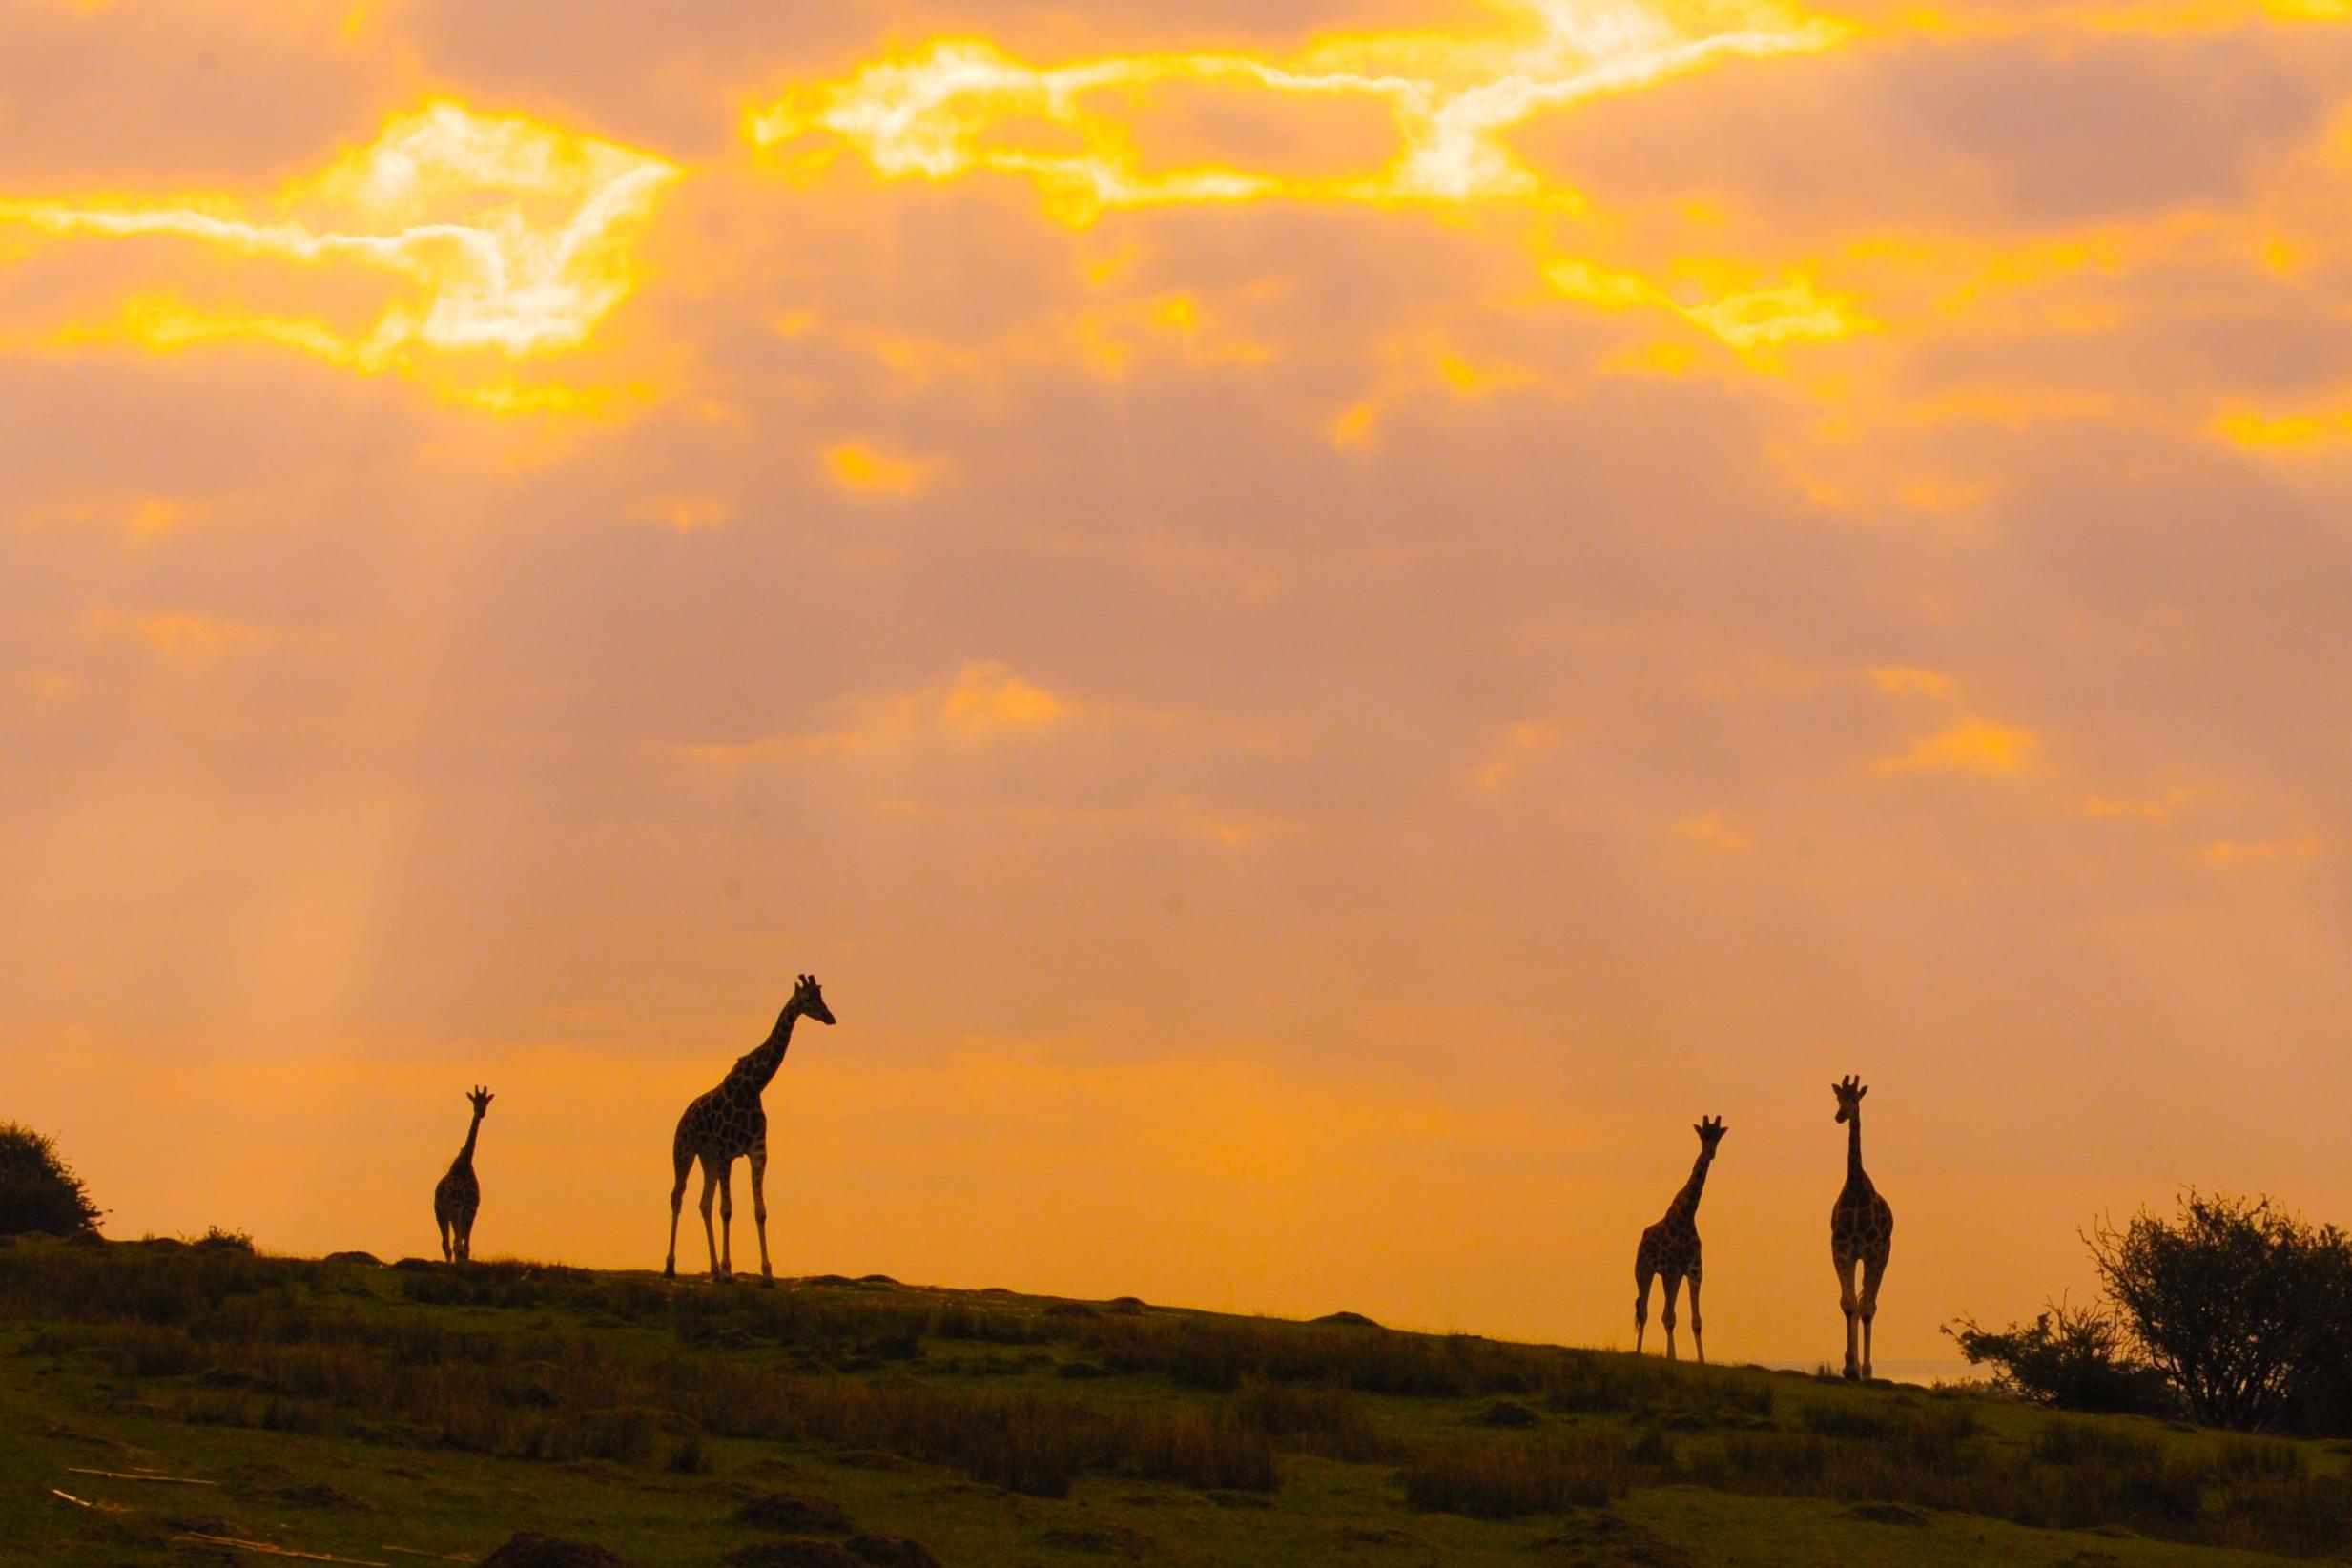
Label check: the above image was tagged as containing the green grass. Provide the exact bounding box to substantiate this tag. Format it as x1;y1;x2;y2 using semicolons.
1;1235;2344;1566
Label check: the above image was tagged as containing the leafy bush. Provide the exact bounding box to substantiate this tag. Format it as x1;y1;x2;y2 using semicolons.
2092;1191;2352;1433
1947;1298;2176;1416
0;1122;102;1236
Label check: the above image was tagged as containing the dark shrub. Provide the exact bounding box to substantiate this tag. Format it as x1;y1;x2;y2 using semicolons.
0;1122;102;1236
2093;1191;2352;1433
1947;1299;2176;1416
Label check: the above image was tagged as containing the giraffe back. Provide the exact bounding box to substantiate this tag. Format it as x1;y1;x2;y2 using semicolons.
675;1078;766;1164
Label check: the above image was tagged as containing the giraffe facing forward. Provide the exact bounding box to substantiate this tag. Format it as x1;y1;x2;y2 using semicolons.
665;975;836;1284
1634;1115;1726;1362
1829;1075;1893;1380
432;1085;493;1263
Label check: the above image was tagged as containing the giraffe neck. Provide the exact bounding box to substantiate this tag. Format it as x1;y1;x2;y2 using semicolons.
1673;1148;1715;1217
454;1112;483;1171
1847;1114;1865;1183
732;1001;803;1096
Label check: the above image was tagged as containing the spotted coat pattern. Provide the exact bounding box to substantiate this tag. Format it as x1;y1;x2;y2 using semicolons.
664;975;836;1282
1830;1075;1894;1380
1634;1117;1725;1363
432;1086;493;1263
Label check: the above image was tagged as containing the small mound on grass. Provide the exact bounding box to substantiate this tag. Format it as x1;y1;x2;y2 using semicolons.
847;1537;942;1568
480;1534;630;1568
1042;1523;1151;1557
736;1493;852;1533
1473;1400;1541;1428
1847;1502;1929;1528
1527;1511;1692;1567
725;1541;862;1568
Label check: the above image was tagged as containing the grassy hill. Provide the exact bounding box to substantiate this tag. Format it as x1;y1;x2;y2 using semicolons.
3;1236;2346;1567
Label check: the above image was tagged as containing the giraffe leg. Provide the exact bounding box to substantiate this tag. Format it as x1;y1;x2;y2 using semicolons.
1687;1274;1704;1365
697;1161;721;1280
1661;1273;1681;1362
1835;1252;1862;1379
664;1145;692;1278
437;1214;451;1264
1634;1266;1654;1354
750;1142;774;1286
1860;1252;1888;1381
717;1166;736;1281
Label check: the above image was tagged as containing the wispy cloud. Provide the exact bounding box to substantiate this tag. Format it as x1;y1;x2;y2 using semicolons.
1472;721;1565;794
86;608;281;666
823;440;939;497
1871;719;2039;777
680;661;1070;764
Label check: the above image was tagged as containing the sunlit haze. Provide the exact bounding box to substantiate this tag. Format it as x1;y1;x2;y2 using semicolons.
8;0;2352;1369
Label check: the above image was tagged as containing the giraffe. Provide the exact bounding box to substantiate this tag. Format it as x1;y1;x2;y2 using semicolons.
1634;1115;1726;1362
1830;1075;1894;1380
664;975;836;1284
432;1085;493;1263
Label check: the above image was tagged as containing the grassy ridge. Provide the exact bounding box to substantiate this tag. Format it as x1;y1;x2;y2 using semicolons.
1;1236;2345;1566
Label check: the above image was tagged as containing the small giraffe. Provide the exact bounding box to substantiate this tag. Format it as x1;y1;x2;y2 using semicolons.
432;1085;493;1263
1829;1075;1894;1380
664;975;836;1284
1634;1115;1726;1362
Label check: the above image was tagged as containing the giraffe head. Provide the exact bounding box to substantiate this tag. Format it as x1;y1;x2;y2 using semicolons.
1694;1114;1727;1153
794;973;836;1026
466;1084;494;1118
1832;1075;1867;1122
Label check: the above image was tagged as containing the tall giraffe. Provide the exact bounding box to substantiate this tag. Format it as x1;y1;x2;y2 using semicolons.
1829;1075;1893;1380
432;1085;494;1263
1634;1115;1726;1362
664;975;836;1284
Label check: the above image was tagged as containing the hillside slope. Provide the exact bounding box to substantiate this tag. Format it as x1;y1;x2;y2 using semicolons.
1;1237;2343;1567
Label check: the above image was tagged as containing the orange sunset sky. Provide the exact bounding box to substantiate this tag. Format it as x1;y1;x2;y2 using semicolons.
6;0;2352;1370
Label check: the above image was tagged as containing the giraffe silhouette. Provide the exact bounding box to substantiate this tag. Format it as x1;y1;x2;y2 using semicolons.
1830;1075;1893;1379
432;1085;493;1263
1634;1115;1726;1362
665;975;836;1284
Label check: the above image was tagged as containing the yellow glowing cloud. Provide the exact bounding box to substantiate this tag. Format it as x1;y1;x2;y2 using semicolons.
2214;408;2352;448
681;661;1069;764
1543;257;1874;355
14;493;203;536
3;102;678;402
746;0;1851;222
824;440;939;496
940;661;1066;733
1682;275;1876;350
87;608;280;666
1871;718;2037;776
2184;836;2323;869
